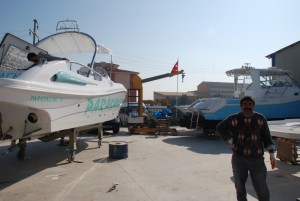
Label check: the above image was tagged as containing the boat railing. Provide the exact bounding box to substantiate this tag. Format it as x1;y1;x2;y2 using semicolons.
56;19;80;32
67;61;108;81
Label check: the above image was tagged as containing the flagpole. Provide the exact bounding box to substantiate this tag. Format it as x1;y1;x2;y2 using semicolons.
176;59;179;125
170;59;179;125
176;72;178;124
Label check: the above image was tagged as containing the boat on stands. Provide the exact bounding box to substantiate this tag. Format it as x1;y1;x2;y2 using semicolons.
177;64;300;134
0;21;127;160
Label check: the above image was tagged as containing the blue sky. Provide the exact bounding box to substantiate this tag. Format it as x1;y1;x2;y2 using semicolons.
1;0;300;99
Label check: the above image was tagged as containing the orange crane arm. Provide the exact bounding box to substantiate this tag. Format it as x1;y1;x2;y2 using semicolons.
142;70;184;83
131;70;184;117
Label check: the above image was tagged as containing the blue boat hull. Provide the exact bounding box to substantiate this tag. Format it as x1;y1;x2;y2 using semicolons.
204;99;300;120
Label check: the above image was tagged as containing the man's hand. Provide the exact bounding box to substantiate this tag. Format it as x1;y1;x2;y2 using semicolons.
270;152;277;169
227;138;233;145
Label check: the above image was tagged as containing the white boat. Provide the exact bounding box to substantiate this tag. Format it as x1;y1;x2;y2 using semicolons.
177;64;300;132
268;119;300;140
0;26;127;159
268;119;300;164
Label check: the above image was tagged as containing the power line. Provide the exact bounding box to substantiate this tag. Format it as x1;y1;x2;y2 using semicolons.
114;51;173;65
0;29;28;35
113;55;228;74
110;51;232;74
0;28;230;77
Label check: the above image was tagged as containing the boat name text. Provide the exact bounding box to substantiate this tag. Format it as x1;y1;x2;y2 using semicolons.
85;98;122;113
0;71;22;79
30;96;63;102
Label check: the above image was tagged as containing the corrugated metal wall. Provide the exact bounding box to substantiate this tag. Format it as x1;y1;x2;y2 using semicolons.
272;43;300;83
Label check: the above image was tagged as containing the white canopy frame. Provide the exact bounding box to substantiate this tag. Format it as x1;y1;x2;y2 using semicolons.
36;32;112;71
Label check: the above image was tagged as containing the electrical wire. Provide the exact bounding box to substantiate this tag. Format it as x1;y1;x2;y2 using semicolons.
1;29;229;77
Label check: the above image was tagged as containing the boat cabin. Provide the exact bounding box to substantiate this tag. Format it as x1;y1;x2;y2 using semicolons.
226;65;299;99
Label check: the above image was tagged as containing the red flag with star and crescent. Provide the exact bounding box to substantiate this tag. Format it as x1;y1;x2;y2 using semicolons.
170;60;178;74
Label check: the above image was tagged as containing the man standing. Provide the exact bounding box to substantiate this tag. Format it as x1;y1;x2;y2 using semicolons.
27;52;68;63
216;96;276;201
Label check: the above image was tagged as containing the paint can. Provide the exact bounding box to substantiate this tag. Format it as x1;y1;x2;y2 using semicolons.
109;142;128;159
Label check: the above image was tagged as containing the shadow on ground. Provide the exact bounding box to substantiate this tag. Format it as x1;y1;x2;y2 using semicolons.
228;152;300;201
0;134;95;191
162;135;232;155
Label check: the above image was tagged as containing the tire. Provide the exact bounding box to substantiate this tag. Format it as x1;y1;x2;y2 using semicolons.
112;125;120;134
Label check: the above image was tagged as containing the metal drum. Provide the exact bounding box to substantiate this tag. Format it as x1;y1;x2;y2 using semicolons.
109;142;128;159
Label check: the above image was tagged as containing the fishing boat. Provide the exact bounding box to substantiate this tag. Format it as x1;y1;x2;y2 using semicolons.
177;64;300;133
0;22;127;160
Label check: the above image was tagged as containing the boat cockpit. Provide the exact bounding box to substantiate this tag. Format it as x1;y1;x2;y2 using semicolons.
0;33;110;82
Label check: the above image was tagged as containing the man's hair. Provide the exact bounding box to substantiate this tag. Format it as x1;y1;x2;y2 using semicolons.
240;96;255;106
27;52;37;61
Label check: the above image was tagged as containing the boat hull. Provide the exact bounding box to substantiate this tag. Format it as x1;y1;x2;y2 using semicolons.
203;98;300;120
178;66;300;131
179;97;300;130
0;83;126;140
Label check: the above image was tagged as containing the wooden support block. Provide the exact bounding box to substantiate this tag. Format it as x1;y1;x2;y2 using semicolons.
276;138;299;165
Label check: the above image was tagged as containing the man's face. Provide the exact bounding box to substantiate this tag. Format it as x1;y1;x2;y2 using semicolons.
241;100;254;117
29;56;38;62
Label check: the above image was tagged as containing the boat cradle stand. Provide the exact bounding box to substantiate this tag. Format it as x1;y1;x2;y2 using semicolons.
67;123;103;163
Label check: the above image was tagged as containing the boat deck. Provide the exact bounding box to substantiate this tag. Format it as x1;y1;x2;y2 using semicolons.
269;119;300;165
269;119;300;140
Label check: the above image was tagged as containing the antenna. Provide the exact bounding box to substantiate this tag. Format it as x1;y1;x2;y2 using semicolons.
29;19;39;45
244;63;251;67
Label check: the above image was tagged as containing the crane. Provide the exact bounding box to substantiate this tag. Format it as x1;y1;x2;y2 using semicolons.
131;70;184;117
128;70;185;134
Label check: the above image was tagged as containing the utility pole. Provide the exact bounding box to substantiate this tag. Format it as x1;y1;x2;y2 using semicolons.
29;19;39;45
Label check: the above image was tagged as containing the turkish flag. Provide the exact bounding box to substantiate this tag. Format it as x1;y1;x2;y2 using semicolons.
171;60;178;74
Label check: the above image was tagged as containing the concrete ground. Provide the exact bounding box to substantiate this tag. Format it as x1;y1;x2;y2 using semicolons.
0;127;299;201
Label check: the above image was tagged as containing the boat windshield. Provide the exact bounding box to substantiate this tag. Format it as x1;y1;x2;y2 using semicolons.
245;74;293;90
260;75;273;88
68;61;108;81
270;75;293;87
